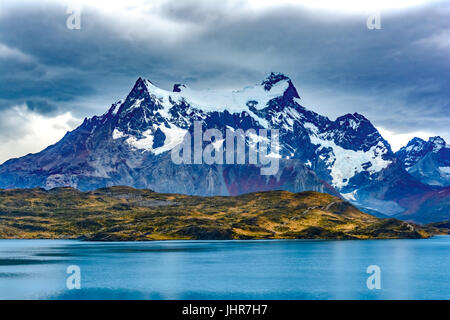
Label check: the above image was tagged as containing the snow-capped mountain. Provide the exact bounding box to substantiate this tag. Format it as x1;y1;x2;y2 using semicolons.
0;73;448;223
0;74;339;196
106;73;394;191
396;136;450;186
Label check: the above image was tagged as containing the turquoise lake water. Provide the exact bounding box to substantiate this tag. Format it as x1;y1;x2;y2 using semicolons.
0;237;448;300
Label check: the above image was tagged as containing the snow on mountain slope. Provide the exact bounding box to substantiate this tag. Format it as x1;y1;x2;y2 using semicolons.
168;78;290;113
305;121;391;188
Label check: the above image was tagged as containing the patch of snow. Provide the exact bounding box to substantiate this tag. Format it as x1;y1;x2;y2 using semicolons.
114;119;187;155
171;80;289;113
293;97;302;105
348;119;359;130
112;128;126;140
140;78;287;128
309;131;392;189
128;98;145;112
304;122;319;134
341;190;357;201
125;124;187;155
439;166;450;175
111;100;123;116
126;129;153;151
154;125;188;155
285;107;303;121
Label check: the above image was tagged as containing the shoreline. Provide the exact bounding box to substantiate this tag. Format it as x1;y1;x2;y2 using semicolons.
2;234;448;242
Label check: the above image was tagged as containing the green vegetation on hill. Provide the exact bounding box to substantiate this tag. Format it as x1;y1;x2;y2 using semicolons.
0;187;436;240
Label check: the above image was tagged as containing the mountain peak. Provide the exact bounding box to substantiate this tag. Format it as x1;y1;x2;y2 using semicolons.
112;77;161;119
260;72;300;104
429;135;446;144
334;113;371;133
134;76;146;87
408;137;426;145
352;112;369;121
337;112;369;123
261;72;290;90
396;135;450;186
397;135;449;166
428;136;447;152
173;83;187;92
403;136;447;153
125;77;151;98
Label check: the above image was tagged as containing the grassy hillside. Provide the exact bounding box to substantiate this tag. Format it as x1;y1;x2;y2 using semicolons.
0;187;434;240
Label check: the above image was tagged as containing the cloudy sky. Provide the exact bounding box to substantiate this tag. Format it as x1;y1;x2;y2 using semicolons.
0;0;449;163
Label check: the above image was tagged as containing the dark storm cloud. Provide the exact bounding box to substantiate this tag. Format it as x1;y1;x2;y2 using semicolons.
0;0;449;154
24;99;58;114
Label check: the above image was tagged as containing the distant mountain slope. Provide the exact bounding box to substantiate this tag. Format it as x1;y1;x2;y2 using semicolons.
394;188;450;224
396;136;450;187
0;73;448;223
0;187;432;240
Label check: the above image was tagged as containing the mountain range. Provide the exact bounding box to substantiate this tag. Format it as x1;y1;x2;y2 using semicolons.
0;73;448;223
396;136;450;187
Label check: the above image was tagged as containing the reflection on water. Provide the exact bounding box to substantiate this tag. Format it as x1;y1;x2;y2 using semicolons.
0;237;449;300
